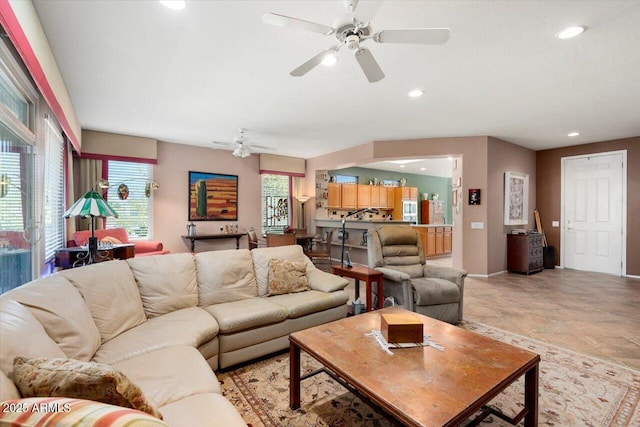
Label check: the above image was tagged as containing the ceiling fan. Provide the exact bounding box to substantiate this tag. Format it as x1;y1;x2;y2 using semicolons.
262;0;450;83
211;128;273;158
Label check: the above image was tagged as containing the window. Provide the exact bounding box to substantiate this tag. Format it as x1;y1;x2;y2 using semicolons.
106;160;153;240
335;174;357;184
43;117;65;261
261;174;290;234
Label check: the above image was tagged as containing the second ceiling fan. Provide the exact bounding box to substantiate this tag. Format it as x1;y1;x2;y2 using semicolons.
262;0;451;83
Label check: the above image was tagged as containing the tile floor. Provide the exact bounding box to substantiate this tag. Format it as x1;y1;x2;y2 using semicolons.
337;257;640;371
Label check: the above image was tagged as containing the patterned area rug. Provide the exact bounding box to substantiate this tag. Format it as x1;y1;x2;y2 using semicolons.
218;321;640;427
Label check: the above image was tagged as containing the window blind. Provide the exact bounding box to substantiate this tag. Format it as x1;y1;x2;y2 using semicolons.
106;160;152;240
43;117;64;261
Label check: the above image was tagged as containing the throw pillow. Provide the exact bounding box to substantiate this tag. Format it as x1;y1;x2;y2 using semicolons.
101;236;123;245
267;259;309;295
0;397;168;426
12;357;163;420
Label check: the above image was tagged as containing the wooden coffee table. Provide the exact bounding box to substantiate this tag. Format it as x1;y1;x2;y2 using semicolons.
289;307;540;427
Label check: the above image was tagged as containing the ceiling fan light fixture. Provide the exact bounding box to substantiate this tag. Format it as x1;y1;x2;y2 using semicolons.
557;26;585;39
321;51;338;66
408;89;424;98
568;132;580;137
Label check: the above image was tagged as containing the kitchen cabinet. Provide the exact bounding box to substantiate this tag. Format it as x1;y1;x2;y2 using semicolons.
377;187;387;208
392;187;418;221
357;185;370;208
412;225;453;258
341;184;357;209
370;186;381;207
327;182;341;209
386;188;394;209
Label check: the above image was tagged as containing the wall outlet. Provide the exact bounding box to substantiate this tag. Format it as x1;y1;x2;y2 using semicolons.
552;221;560;227
471;222;484;229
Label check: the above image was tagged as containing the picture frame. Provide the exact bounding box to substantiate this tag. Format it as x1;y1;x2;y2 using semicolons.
469;189;481;205
452;189;458;207
504;172;529;225
188;171;238;221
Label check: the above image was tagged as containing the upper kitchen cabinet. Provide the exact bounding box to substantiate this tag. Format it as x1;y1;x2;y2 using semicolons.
357;185;371;208
327;182;341;209
341;184;358;209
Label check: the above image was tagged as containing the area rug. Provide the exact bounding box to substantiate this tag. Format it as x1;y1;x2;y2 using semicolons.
218;321;640;426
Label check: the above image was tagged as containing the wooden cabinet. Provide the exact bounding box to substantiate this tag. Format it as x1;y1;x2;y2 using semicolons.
412;226;452;258
386;188;394;209
377;187;387;208
370;186;381;207
341;184;357;209
421;200;444;224
410;187;418;200
327;182;341;209
444;227;452;254
507;233;543;274
357;185;370;208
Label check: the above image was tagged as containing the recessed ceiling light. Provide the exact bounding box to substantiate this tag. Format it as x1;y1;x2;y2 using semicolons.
385;159;423;165
160;1;186;10
568;132;580;137
557;26;585;39
420;167;426;171
399;165;406;168
321;51;338;66
408;89;424;98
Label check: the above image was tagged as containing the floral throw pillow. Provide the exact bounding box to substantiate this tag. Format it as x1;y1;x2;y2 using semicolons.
12;357;163;419
268;259;310;295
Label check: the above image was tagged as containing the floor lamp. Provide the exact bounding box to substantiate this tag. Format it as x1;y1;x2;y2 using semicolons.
296;195;310;229
340;208;379;268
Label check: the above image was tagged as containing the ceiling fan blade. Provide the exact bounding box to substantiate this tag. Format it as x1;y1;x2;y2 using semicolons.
375;28;450;44
248;143;275;152
262;13;334;36
353;1;382;25
355;48;385;83
211;141;233;147
290;49;333;77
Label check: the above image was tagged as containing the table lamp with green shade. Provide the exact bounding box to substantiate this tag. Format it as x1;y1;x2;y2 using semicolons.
63;190;119;264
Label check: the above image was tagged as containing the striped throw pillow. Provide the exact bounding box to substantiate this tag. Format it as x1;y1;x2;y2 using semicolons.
0;398;168;426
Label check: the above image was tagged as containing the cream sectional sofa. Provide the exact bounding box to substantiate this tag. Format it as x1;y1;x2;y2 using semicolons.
0;245;349;426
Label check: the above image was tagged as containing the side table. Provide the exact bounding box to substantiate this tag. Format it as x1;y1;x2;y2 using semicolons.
331;264;384;312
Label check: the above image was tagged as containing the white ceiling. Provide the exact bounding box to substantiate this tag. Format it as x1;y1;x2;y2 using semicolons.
33;1;640;160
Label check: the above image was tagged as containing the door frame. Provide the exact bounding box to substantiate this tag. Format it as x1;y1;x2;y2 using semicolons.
560;150;627;275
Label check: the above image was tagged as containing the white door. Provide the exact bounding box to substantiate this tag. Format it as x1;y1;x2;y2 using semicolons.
563;152;625;275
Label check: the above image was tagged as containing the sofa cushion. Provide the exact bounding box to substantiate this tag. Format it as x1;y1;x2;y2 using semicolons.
13;357;162;419
92;307;218;365
268;290;349;319
0;369;20;401
158;393;246;427
268;259;309;295
4;275;101;361
205;298;287;334
305;267;349;293
0;398;168;426
60;260;147;343
0;299;66;380
412;277;461;306
127;253;198;318
114;346;220;408
251;245;309;296
196;249;258;305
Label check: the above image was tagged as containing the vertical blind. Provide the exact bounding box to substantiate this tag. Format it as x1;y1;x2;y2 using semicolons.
106;160;152;240
43;116;64;261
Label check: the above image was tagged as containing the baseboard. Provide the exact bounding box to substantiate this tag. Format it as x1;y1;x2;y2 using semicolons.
468;270;507;278
625;273;640;280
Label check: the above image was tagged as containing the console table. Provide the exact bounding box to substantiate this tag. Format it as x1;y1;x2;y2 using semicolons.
182;233;245;252
55;244;135;269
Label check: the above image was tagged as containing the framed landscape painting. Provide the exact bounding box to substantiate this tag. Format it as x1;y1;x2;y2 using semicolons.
504;171;528;225
188;171;238;221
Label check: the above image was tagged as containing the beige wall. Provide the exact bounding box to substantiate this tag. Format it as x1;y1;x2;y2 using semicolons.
487;137;537;273
152;142;262;253
307;136;537;275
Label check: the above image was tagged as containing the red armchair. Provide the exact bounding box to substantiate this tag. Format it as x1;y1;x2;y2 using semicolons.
72;228;169;257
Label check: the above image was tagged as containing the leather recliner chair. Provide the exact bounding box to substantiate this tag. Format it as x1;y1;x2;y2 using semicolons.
367;225;468;324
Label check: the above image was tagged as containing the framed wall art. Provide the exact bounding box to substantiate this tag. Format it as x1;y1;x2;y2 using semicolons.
504;172;529;225
469;189;481;205
188;171;238;221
